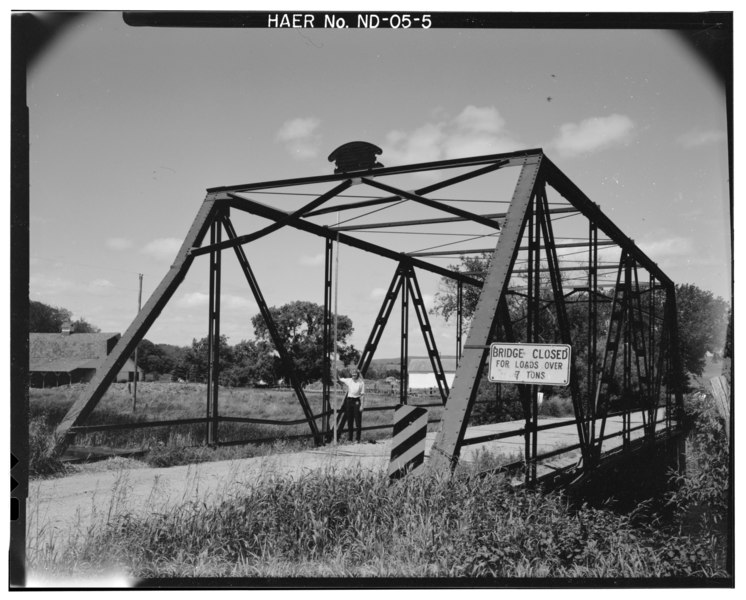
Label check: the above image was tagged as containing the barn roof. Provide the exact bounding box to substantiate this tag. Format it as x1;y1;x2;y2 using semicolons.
29;332;120;361
408;356;458;373
29;358;101;373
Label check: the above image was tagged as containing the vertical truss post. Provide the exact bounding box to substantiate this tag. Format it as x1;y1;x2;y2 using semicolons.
630;263;652;440
400;267;410;405
538;188;590;466
527;193;542;482
588;221;598;442
666;287;685;429
206;215;223;445
456;281;463;367
407;265;449;404
649;274;657;431
221;215;321;444
592;252;628;460
322;237;334;439
429;157;542;474
622;256;633;451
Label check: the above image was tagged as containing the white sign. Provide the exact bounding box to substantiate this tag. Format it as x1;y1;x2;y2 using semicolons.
488;343;571;386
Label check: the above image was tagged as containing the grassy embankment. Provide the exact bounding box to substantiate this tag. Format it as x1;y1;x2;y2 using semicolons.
26;387;730;580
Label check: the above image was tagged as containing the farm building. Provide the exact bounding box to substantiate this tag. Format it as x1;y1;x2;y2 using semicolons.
29;325;143;387
407;356;457;390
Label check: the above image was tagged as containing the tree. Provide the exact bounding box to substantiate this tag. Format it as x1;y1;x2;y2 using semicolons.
177;335;235;383
432;253;491;325
29;300;102;334
29;300;72;332
71;317;100;333
675;283;729;378
251;300;360;385
432;257;730;388
221;339;278;387
136;339;180;379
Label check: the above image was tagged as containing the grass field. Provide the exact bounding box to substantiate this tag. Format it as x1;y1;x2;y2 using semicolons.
28;382;447;475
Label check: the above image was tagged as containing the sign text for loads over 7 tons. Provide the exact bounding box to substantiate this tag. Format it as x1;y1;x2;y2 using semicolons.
488;343;571;386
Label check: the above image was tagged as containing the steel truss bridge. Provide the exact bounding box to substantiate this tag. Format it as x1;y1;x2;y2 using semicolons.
52;148;685;483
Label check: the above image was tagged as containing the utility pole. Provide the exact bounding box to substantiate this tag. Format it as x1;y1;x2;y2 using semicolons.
132;273;143;411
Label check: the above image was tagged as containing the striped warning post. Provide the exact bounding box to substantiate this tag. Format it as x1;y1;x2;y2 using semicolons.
388;405;428;479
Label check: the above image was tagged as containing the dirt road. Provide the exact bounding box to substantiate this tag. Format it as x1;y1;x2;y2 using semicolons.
27;413;654;555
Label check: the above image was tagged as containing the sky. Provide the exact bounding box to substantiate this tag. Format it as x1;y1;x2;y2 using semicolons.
26;11;731;360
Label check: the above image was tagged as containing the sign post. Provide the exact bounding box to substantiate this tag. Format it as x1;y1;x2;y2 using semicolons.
488;343;571;387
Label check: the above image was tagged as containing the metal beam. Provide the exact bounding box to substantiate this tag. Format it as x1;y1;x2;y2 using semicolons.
407;238;615;257
52;195;220;453
208;149;541;194
191;179;352;257
223;194;485;287
306;159;513;218
332;207;579;232
542;157;673;287
429;156;544;474
221;215;321;443
361;177;502;231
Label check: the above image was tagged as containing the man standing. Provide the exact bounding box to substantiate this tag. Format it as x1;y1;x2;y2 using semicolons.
337;368;365;443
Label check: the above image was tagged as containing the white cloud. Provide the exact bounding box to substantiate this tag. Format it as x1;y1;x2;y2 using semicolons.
370;287;386;299
276;117;322;159
29;274;74;295
638;236;694;259
551;114;635;158
299;253;325;267
454;105;506;134
176;291;254;311
177;291;208;308
223;295;255;310
87;278;115;295
677;129;727;148
382;105;522;166
141;238;182;261
106;237;133;251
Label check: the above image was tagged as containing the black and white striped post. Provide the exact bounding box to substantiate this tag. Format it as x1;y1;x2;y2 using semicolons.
388;405;428;479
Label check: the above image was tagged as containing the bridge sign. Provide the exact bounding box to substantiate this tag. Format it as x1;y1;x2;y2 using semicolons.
488;343;571;386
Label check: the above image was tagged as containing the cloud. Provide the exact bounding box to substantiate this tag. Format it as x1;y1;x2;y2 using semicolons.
638;236;694;259
176;292;254;311
677;129;727;148
86;278;115;295
141;238;182;261
382;105;522;166
29;274;74;295
370;287;386;299
299;253;325;267
551;114;635;158
106;237;132;251
276;117;322;159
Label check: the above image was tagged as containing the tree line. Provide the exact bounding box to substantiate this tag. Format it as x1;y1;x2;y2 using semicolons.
30;269;730;391
431;254;731;390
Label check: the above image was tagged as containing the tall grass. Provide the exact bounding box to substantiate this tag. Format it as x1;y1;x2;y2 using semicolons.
28;464;727;580
27;387;730;581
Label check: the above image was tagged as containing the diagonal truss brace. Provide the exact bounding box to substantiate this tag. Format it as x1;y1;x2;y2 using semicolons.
52;195;221;453
221;215;321;443
429;157;544;473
